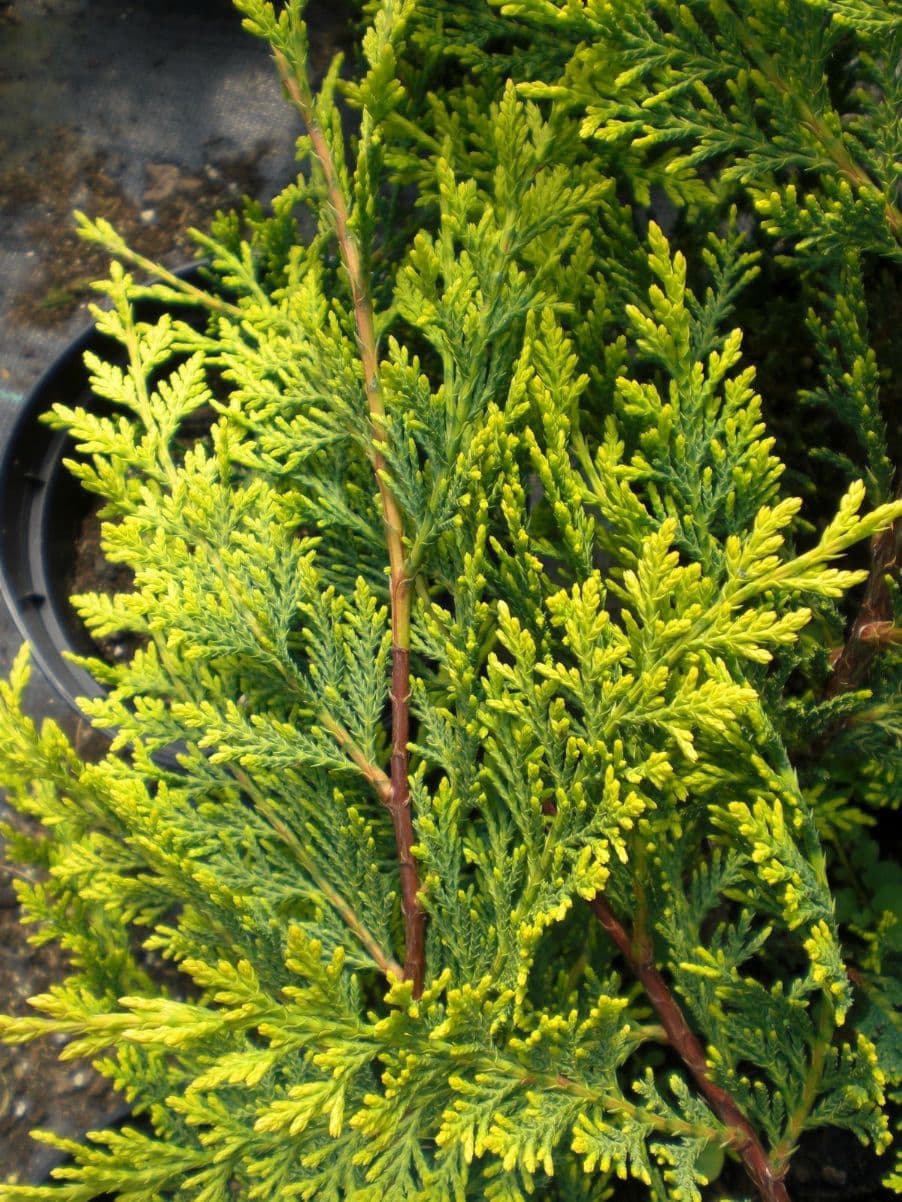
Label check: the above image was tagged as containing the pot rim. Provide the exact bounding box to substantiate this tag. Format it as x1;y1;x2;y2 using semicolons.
0;316;111;712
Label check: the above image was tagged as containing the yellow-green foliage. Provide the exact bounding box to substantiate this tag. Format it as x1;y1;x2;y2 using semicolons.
1;2;900;1200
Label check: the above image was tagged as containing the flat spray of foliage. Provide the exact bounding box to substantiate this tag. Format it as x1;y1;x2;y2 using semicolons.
1;1;900;1200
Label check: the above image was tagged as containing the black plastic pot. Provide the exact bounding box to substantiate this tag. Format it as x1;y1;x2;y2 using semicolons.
0;320;116;714
0;271;205;726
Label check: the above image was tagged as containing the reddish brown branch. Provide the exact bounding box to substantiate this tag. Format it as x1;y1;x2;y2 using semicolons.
589;895;790;1202
274;49;427;996
390;640;426;996
828;502;901;696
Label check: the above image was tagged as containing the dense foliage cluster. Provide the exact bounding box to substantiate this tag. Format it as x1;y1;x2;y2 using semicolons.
0;1;900;1199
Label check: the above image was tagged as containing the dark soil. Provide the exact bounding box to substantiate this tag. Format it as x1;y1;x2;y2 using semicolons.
68;507;142;665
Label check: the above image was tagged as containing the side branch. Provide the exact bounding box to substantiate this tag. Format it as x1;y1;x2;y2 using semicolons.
589;895;790;1202
229;766;403;981
274;49;426;997
722;0;902;241
318;709;393;804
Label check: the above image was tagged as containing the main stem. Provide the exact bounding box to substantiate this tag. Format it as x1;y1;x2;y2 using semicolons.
275;51;426;998
589;895;790;1202
388;581;426;992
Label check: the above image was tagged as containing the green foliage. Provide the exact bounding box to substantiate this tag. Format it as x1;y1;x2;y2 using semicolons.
1;1;900;1200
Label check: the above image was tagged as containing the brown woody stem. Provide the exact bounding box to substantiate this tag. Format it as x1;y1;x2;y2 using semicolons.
274;50;426;996
828;498;901;696
589;895;790;1202
389;585;426;994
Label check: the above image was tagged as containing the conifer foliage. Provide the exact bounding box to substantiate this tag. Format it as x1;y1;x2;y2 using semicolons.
0;2;900;1200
